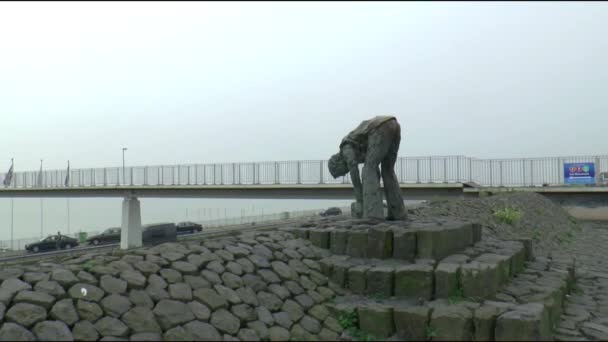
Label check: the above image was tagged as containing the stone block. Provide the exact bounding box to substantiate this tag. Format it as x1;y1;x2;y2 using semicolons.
357;303;394;339
329;229;348;255
366;266;394;297
347;265;370;294
295;229;309;239
460;261;500;301
394;264;433;300
309;229;330;249
393;305;430;341
477;253;511;286
495;303;552;341
517;238;535;262
392;229;416;261
474;302;513;341
330;261;350;288
346;230;368;258
434;262;461;299
471;223;482;243
366;227;393;259
429;304;474;341
416;224;474;260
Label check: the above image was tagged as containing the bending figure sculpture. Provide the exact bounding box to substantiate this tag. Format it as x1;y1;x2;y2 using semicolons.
328;115;407;221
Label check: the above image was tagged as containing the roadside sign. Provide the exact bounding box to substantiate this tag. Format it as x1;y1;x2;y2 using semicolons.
564;162;596;185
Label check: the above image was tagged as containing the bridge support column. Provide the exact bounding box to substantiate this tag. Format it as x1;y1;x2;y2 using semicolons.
121;196;142;250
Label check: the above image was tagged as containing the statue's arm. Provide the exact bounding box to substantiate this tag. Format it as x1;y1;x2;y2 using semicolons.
341;146;363;204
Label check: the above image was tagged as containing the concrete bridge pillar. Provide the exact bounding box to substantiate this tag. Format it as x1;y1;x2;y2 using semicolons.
121;196;142;249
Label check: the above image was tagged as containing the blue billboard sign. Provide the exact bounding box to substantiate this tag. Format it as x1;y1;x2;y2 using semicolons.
564;162;596;185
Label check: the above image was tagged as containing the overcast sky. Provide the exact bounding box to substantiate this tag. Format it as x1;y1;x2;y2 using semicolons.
0;2;607;241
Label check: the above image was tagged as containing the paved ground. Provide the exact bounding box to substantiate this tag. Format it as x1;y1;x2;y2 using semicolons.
556;221;608;341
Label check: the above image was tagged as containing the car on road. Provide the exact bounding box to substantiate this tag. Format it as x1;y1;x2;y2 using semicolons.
142;223;177;245
87;227;121;246
176;221;203;235
320;207;343;217
25;234;79;253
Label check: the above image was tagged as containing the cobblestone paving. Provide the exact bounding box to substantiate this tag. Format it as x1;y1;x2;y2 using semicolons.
556;221;608;341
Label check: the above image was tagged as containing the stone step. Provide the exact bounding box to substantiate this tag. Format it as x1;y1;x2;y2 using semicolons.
282;221;483;262
318;239;530;302
326;256;575;341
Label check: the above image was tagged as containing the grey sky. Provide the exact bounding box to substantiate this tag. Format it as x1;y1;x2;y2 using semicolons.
0;2;607;240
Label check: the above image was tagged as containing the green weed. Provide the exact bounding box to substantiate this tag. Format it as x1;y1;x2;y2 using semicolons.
493;207;523;225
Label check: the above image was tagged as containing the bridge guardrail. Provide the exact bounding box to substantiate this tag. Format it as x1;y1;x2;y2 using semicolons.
3;155;608;189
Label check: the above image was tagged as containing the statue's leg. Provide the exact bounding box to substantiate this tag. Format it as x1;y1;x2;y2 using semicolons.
363;128;393;220
380;121;407;220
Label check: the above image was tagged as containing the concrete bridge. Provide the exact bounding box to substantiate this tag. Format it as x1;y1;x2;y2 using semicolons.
1;154;607;249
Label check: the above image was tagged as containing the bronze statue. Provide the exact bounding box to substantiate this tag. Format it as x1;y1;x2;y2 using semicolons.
328;116;407;221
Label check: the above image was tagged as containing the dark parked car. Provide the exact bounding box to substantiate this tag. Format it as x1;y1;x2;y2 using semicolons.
87;227;121;246
176;221;203;235
320;207;343;217
26;234;79;253
142;223;177;245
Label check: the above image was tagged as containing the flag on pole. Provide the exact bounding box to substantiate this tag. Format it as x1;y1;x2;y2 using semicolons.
3;159;14;187
64;161;70;187
37;160;43;187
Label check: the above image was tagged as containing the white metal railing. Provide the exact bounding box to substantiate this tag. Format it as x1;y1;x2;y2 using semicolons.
2;155;608;189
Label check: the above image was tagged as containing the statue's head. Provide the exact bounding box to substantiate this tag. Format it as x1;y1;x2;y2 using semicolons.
328;152;348;178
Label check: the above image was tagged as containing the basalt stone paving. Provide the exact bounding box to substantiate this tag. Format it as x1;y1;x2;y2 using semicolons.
0;211;595;341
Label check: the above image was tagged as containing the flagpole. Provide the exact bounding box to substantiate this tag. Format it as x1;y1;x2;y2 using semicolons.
40;159;43;239
67;198;70;234
10;197;14;251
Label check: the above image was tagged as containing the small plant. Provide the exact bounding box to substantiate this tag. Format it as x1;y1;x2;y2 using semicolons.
82;261;94;272
448;287;465;304
426;326;437;338
493;207;522;225
338;311;358;330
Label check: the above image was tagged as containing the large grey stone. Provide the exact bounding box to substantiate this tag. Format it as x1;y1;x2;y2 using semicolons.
122;306;162;334
183;275;210;290
50;298;79;326
163;326;194;341
201;270;222;285
13;290;56;310
221;272;244;289
294;294;315;311
1;278;32;294
120;270;147;289
51;269;79;288
434;262;461;299
271;261;297;281
474;302;513;341
72;321;99;341
346;230;368;258
366;266;395;297
367;226;393;259
33;320;74;341
206;261;225;274
247;321;269;340
100;275;128;295
284;280;304;296
23;272;49;284
210;308;241;335
5;303;47;327
329;229;348;255
232;304;257;322
393;305;430;341
35;280;66;297
358;303;394;338
258;269;281;284
159;269;182;284
145;284;169;302
269;326;290;341
429;305;474;341
238;328;261;342
268;284;291;301
273;311;293;329
0;267;24;281
183;321;222;341
129;332;162;341
309;229;330;249
236;286;259;306
134;261;161;275
495;303;552;341
237;258;256;274
129;290;154;309
394;264;433;299
214;284;241;305
152;299;195;330
76;300;104;322
172;261;198;275
188;300;211;321
393;228;417;261
256;306;275;326
347;265;370;294
243;274;267;292
0;322;36;341
193;288;228;310
77;271;98;285
94;316;129;337
300;315;322;334
168;283;193;301
225;262;244;276
100;294;132;318
258;291;283;312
